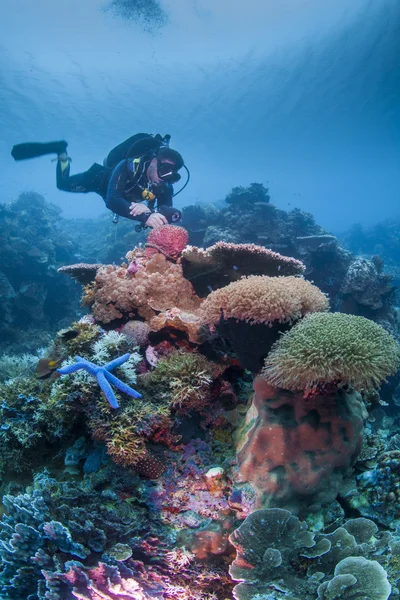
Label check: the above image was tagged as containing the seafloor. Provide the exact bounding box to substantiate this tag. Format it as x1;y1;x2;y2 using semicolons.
0;183;399;600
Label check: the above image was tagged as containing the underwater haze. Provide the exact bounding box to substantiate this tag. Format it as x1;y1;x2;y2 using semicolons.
3;2;400;600
0;0;399;230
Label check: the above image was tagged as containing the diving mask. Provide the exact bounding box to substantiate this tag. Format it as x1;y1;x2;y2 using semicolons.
157;161;181;183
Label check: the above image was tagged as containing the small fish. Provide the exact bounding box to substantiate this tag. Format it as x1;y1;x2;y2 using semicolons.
207;285;213;293
232;265;238;271
277;265;281;271
36;358;62;378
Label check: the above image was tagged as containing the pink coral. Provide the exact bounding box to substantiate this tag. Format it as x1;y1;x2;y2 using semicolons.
91;255;202;324
235;376;367;513
145;225;189;261
201;275;329;327
121;320;150;346
150;307;207;344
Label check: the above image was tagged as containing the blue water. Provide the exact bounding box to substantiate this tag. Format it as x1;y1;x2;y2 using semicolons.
0;0;398;232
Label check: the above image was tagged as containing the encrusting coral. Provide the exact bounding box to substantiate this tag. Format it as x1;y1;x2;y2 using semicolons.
228;508;394;600
262;312;400;393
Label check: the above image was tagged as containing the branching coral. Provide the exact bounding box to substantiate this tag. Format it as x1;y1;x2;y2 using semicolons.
262;312;400;393
0;352;42;382
201;275;328;326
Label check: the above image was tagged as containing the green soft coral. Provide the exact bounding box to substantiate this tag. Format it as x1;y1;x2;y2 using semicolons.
142;351;216;413
262;312;400;393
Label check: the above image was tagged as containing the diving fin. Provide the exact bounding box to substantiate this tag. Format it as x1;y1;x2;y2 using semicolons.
11;140;68;161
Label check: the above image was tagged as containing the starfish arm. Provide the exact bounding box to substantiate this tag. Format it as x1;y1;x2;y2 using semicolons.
74;357;99;375
57;363;84;375
104;354;131;372
104;371;142;399
96;371;120;409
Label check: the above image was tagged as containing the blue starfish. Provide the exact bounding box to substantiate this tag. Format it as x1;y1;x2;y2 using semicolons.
57;354;142;409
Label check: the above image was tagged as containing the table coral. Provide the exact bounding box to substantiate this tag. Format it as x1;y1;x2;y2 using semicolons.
181;241;305;296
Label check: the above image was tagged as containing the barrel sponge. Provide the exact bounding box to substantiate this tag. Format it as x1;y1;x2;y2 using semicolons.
262;312;400;393
201;275;329;326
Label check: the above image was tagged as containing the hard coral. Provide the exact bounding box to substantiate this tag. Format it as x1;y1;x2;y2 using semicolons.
182;242;305;296
150;307;207;345
262;312;400;393
145;224;189;260
201;275;328;327
228;508;394;600
57;262;103;285
235;377;367;513
121;320;151;347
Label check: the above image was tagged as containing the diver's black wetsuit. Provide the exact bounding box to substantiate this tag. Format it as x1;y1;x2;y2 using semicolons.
56;133;173;223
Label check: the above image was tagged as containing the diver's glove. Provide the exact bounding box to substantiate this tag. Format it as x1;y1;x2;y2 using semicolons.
134;205;182;231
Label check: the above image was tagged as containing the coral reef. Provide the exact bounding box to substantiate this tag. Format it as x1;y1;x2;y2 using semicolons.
262;312;400;393
228;508;396;600
1;181;400;600
0;192;82;353
234;377;367;514
200;275;328;372
183;183;398;329
0;469;157;599
182;241;305;297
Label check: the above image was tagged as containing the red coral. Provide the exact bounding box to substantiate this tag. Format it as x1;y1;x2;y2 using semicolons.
145;225;189;261
235;376;367;513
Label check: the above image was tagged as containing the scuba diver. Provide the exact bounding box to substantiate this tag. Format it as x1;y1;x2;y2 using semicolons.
11;133;189;229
